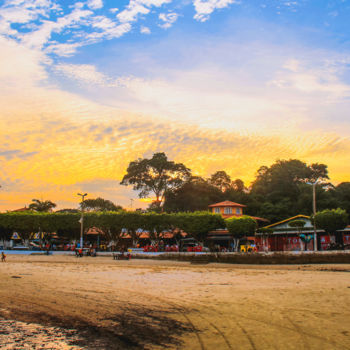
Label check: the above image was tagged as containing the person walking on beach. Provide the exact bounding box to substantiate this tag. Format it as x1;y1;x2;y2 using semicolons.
1;252;6;262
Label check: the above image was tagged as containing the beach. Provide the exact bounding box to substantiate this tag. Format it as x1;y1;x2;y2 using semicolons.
0;255;349;349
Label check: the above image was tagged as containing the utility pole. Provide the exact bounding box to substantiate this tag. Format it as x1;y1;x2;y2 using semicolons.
312;179;319;252
77;193;88;249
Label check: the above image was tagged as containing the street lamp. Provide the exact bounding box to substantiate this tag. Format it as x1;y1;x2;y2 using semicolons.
307;178;320;252
77;193;88;249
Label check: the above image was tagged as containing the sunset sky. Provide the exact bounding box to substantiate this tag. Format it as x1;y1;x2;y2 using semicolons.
0;0;350;211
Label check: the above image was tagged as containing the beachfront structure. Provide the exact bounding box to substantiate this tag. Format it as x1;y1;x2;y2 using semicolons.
256;215;350;251
208;200;245;218
207;200;268;248
208;200;267;222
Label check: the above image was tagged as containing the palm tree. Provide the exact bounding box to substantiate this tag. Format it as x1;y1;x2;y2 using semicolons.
28;199;57;212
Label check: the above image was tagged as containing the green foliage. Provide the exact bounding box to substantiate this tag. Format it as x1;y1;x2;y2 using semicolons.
257;227;273;235
163;176;223;212
314;208;348;234
121;152;191;209
249;159;330;221
163;175;249;213
225;216;257;238
209;171;232;192
333;182;350;215
28;199;57;212
288;220;306;229
0;211;225;244
81;197;123;212
174;212;224;242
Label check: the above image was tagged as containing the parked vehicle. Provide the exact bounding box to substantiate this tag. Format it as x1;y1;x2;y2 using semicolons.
239;239;257;253
179;238;209;252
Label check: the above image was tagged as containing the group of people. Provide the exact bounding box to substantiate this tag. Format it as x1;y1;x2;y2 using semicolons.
75;246;97;257
142;243;179;252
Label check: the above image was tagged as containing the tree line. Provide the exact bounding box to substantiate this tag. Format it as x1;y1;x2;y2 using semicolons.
121;153;350;222
3;153;349;226
1;209;347;250
0;211;224;247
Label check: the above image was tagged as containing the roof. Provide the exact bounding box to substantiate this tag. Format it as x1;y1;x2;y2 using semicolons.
250;216;269;222
262;215;310;229
208;200;246;208
9;206;30;212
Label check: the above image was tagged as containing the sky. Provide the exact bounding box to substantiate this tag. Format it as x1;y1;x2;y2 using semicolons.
0;0;350;211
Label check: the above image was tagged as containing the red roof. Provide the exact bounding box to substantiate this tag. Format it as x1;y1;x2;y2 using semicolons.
10;206;30;212
250;216;269;222
208;201;246;208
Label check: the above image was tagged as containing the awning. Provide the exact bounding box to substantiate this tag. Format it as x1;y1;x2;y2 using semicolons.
207;235;232;241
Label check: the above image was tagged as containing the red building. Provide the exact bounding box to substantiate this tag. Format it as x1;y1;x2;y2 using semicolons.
207;200;268;248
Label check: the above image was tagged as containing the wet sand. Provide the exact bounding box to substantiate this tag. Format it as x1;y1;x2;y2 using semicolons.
0;255;350;349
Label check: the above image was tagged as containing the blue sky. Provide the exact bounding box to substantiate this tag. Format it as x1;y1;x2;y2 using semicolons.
0;0;350;209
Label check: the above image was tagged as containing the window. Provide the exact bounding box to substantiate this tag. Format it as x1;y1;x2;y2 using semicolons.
214;207;220;214
236;208;241;215
224;207;232;214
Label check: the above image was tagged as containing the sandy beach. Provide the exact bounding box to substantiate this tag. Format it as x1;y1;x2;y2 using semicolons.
0;255;349;349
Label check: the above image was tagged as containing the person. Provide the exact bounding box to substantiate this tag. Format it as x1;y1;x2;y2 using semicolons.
1;252;6;262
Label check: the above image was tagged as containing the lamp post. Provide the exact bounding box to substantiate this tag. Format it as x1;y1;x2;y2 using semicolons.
77;193;88;249
310;179;320;252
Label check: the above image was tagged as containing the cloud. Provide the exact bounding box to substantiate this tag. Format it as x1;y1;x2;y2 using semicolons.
1;1;350;211
0;150;38;160
270;57;350;101
192;0;237;22
159;12;178;28
140;25;151;34
87;0;103;10
54;63;116;86
0;0;239;58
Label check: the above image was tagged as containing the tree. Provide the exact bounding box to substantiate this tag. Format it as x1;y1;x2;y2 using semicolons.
28;199;57;212
250;159;329;221
209;171;232;192
142;213;173;244
232;179;246;192
314;208;348;247
333;182;350;215
174;212;224;243
55;209;80;213
225;216;257;251
163;176;223;212
121;152;191;210
81;197;123;212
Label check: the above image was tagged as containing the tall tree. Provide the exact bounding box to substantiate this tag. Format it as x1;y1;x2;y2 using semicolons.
81;197;123;212
250;159;329;221
333;182;350;215
163;176;223;212
209;171;232;192
314;208;348;247
225;216;257;251
28;199;56;212
121;152;191;210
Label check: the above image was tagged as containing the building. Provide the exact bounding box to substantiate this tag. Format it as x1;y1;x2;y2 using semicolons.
207;200;268;249
208;200;245;218
208;200;268;222
257;215;350;251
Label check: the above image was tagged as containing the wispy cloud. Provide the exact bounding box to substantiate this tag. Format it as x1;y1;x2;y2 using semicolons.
193;0;237;22
140;25;151;34
159;12;178;28
0;149;38;160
